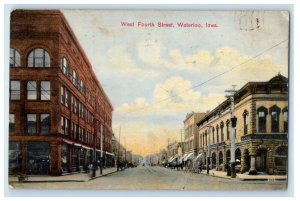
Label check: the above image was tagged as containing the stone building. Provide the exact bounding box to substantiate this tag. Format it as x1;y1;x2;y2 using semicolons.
196;74;288;175
9;10;113;175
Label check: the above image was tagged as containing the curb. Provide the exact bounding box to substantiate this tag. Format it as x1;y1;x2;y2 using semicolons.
9;170;119;183
199;172;287;181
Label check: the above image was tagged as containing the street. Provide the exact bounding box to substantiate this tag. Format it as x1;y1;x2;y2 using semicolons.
10;165;287;190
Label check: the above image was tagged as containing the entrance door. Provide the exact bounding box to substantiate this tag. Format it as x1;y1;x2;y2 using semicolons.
255;148;267;172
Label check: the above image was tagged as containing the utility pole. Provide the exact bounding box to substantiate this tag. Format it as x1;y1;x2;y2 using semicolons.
225;85;237;178
124;134;127;168
117;126;121;171
100;124;103;175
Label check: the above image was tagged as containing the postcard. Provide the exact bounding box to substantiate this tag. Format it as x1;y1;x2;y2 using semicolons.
8;9;289;190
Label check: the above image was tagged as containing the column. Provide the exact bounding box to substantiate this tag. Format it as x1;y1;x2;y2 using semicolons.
68;145;72;173
241;150;246;173
266;114;271;133
249;155;257;175
50;142;62;176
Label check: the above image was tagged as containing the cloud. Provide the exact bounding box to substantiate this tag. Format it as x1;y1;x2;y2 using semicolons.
106;45;158;76
115;76;202;115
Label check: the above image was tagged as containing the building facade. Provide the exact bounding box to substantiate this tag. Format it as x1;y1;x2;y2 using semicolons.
9;10;113;176
196;74;288;175
183;112;207;157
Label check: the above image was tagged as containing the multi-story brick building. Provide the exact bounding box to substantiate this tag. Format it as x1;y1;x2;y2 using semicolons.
196;74;288;175
9;10;113;176
182;112;207;160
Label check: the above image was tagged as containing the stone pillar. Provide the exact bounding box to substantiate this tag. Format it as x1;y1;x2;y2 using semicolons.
241;150;247;173
21;142;27;174
279;112;284;133
266;114;271;133
223;150;226;171
249;155;257;175
50;142;62;176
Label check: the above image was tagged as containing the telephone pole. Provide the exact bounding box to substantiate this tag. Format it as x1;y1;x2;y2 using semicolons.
225;85;237;178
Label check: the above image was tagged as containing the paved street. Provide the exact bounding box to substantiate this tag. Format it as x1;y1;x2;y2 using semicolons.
10;166;287;190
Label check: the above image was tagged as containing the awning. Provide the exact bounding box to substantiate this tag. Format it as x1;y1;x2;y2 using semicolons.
170;155;178;163
183;152;194;162
193;153;204;162
105;151;114;156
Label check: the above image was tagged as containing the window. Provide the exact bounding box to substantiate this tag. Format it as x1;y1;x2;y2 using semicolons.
65;89;69;107
27;81;37;100
10;48;21;67
72;70;77;86
28;48;50;67
243;111;249;135
80;80;84;94
216;125;219;142
74;98;78;114
226;120;230;140
27;114;36;134
270;105;280;133
10;81;20;100
65;118;69;135
61;57;70;76
41;81;50;100
258;107;267;133
283;107;288;132
60;86;64;104
9;114;15;135
212;127;215;144
220;122;224;142
40;114;50;134
60;117;65;134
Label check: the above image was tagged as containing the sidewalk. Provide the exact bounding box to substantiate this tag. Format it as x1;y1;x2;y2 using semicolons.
199;169;287;181
9;167;118;183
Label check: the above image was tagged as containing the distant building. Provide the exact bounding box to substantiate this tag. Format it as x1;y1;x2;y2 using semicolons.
183;112;207;158
9;10;113;176
196;74;288;175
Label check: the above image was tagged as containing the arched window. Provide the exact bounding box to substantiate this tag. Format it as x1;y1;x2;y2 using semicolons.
243;110;249;135
212;127;215;144
80;80;85;94
28;48;50;67
220;122;224;142
72;70;77;86
283;107;288;132
10;48;21;67
270;105;281;133
226;120;230;140
61;57;70;76
257;106;268;133
216;125;219;143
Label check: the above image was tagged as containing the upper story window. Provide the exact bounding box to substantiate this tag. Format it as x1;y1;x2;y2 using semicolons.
40;114;51;135
27;114;37;134
243;110;249;135
9;114;15;135
10;80;20;100
226;120;230;140
283;107;288;132
220;122;224;142
28;48;50;67
270;105;280;133
216;125;219;142
212;127;215;144
61;57;70;76
258;106;268;133
27;81;37;100
41;81;51;101
72;70;77;86
80;80;85;94
10;48;21;67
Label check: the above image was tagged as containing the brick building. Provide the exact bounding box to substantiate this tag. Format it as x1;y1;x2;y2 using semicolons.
196;74;288;175
9;10;113;175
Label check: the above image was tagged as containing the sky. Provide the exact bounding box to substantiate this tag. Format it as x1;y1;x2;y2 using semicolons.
62;10;289;157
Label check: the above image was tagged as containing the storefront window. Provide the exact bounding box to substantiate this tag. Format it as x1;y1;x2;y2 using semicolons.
27;142;50;174
9;142;21;173
61;144;69;173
